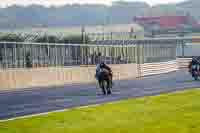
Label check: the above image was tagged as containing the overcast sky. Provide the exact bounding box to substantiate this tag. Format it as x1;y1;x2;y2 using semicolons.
0;0;188;7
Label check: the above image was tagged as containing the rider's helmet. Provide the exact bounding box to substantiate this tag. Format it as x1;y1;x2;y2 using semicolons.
100;61;105;68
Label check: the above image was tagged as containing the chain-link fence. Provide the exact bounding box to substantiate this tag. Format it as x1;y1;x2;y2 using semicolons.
177;43;200;58
0;38;187;69
143;43;177;63
0;42;138;69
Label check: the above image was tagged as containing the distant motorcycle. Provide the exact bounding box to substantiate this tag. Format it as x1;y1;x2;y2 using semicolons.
191;70;199;80
189;61;200;80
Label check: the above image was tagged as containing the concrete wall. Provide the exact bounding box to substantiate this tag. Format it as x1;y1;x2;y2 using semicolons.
0;64;139;90
0;60;181;91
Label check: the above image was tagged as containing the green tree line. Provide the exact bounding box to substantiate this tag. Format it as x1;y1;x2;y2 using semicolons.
0;33;90;44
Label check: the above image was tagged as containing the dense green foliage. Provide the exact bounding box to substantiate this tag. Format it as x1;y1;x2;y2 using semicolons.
0;33;90;43
0;33;25;42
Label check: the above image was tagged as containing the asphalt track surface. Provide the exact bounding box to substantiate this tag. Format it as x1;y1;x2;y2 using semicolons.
1;69;200;120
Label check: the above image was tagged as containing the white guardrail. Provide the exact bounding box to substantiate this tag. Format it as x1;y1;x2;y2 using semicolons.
140;60;179;76
176;58;192;69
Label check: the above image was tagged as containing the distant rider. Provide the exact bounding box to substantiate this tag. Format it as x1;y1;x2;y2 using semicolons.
190;57;200;76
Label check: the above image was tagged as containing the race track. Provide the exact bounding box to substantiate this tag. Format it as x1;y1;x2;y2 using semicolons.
0;69;200;120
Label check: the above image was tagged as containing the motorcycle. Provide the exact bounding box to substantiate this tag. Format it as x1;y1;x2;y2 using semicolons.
191;70;199;80
189;64;200;80
189;57;200;81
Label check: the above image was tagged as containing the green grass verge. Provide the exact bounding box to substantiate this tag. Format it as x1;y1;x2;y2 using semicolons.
1;89;200;133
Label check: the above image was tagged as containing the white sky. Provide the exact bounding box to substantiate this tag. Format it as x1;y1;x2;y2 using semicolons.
0;0;188;7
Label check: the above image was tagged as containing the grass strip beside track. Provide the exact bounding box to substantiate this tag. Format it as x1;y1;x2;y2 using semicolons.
1;88;200;133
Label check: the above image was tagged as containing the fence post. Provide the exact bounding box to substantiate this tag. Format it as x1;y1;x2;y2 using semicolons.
181;42;185;58
136;42;142;78
4;42;7;69
14;43;17;68
47;43;50;66
55;44;58;66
